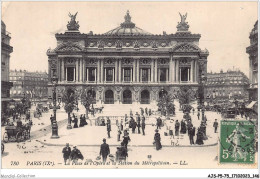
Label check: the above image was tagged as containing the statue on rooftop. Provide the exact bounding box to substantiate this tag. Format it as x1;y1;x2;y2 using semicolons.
177;12;189;32
67;12;80;31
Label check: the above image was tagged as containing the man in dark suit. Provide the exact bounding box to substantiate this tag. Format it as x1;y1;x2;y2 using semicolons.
100;138;110;163
188;126;195;145
62;143;71;165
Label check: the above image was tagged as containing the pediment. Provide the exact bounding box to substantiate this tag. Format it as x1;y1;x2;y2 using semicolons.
55;42;84;52
172;43;201;53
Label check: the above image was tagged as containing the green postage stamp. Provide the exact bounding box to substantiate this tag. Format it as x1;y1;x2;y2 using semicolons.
219;120;256;164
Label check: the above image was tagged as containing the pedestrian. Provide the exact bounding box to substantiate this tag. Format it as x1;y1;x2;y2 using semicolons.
145;107;148;116
124;114;128;126
213;119;218;133
120;119;124;131
132;120;137;133
83;114;88;125
62;143;71;165
188;125;195;145
79;115;85;127
140;108;144;116
116;142;128;162
17;118;23;128
129;116;134;129
122;131;131;150
196;128;204;145
70;146;83;165
192;108;195;115
180;119;187;134
154;129;162;150
72;116;78;128
137;114;141;134
197;112;200;120
117;127;122;141
156;117;161;130
107;121;111;138
175;120;180;136
141;118;146;135
50;115;54;124
100;138;110;163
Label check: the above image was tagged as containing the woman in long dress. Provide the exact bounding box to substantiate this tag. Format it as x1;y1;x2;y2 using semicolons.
196;127;204;145
180;119;187;134
154;129;162;150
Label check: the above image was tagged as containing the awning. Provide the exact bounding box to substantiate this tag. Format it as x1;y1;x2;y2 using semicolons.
246;101;257;109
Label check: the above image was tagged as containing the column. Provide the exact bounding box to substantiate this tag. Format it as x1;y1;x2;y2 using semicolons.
79;58;82;82
76;59;79;81
194;60;197;83
82;59;85;82
166;68;169;82
112;68;115;82
148;68;150;82
179;68;182;83
172;59;176;82
133;59;136;82
191;59;194;82
152;59;155;82
130;68;133;82
140;69;142;82
61;59;64;81
188;68;190;82
97;59;100;83
73;67;75;81
104;68;107;82
119;60;122;82
154;59;158;82
122;68;125;82
86;68;89;82
101;59;104;82
65;67;67;81
136;60;139;82
169;56;173;82
94;68;97;82
176;59;179;82
158;69;160;82
115;59;118;82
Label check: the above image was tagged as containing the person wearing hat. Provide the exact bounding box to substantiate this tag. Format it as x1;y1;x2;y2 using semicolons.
122;131;131;150
62;143;71;165
136;113;141;134
116;142;128;162
213;119;218;133
107;121;111;138
175;120;180;136
154;129;162;150
70;146;83;164
141;118;146;135
100;138;110;163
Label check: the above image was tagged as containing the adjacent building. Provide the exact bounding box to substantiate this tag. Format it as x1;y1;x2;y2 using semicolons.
1;21;13;112
246;21;258;101
205;70;249;100
47;11;209;105
9;70;48;101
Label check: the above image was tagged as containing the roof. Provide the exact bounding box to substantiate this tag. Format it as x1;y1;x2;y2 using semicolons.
103;10;152;36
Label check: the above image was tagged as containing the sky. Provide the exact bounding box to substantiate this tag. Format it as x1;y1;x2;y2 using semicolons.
1;1;258;77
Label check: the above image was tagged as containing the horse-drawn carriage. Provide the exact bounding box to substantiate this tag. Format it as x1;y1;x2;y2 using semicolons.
2;125;30;143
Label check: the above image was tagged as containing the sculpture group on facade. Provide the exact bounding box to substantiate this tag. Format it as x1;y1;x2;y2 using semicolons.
67;12;80;31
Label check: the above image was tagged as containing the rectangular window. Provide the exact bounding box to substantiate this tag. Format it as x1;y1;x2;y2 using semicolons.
140;68;150;82
87;67;96;81
159;68;168;82
105;67;114;82
123;68;132;82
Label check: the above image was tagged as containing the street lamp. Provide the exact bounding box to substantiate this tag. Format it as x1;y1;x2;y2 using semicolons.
51;75;59;139
200;73;207;121
91;87;95;116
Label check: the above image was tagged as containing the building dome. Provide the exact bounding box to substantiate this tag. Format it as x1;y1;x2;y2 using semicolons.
103;11;152;36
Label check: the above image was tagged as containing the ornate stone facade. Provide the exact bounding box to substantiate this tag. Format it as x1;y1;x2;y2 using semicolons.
246;21;258;102
47;11;209;105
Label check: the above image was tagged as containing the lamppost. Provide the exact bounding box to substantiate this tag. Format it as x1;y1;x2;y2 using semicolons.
200;73;207;121
91;87;95;116
51;75;59;139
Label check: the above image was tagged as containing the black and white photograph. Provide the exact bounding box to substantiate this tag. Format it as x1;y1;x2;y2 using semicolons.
0;1;258;178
